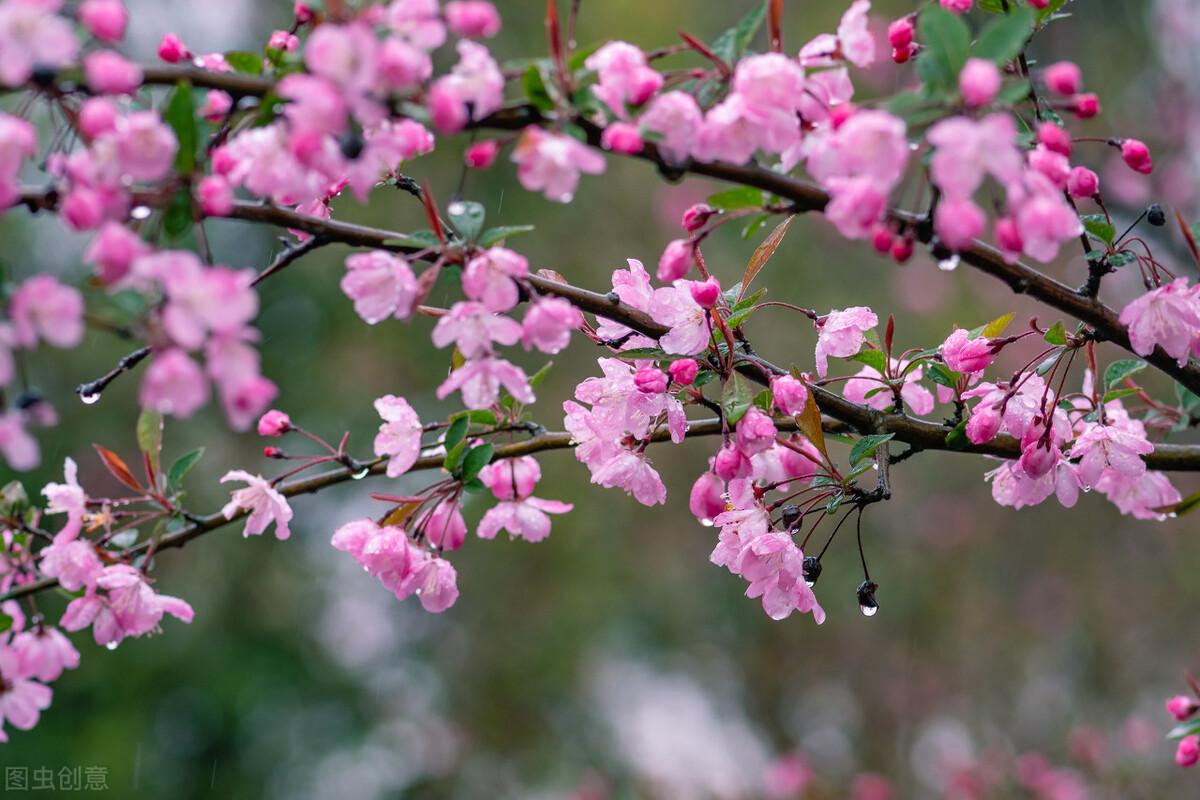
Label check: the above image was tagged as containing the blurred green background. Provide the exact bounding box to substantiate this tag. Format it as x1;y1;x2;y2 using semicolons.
2;0;1199;797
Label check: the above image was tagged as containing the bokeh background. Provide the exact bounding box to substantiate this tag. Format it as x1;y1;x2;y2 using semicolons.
2;0;1199;797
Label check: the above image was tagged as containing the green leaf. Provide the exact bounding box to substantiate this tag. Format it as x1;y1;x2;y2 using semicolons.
916;5;971;93
1177;383;1200;415
444;416;469;453
522;65;555;112
163;82;198;176
0;480;27;516
1081;214;1116;245
945;419;970;450
693;370;718;388
224;51;264;75
1103;359;1147;392
163;189;194;239
707;186;763;211
971;6;1034;63
1043;321;1067;345
926;363;961;388
136;409;163;476
1167;719;1200;740
461;444;494;483
710;2;767;65
741;213;769;240
850;433;895;467
851;348;888;372
1106;251;1137;268
722;372;754;425
617;346;671;360
1101;387;1141;403
733;288;766;312
753;389;773;412
0;612;11;634
167;448;204;491
477;225;535;247
529;361;554;388
1035;0;1068;23
448;200;486;243
981;312;1015;339
725;305;757;329
1153;490;1200;517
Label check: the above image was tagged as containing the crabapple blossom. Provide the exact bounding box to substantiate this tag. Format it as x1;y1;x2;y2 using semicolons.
1121;139;1154;173
432;301;522;358
599;122;644;154
512;126;606;203
156;32;189;62
799;0;875;68
649;280;713;355
960;58;1002;108
940;328;995;375
657;239;692;282
843;361;934;416
585;41;663;116
669;358;699;386
9;276;84;350
1168;695;1199;721
462;247;529;312
1118;278;1200;366
0;647;52;742
443;1;500;38
257;410;292;437
373;395;423;478
0;0;78;86
341;251;419;324
437;356;534;410
0;412;37;471
78;0;127;42
61;564;194;647
1067;166;1100;198
1044;61;1082;96
522;297;582;354
220;471;294;540
10;626;79;683
638;91;703;164
814;306;878;377
1176;736;1200;768
84;50;142;95
477;458;573;542
771;375;810;415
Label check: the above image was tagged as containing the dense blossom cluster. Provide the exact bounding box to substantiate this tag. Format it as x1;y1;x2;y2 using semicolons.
0;0;1198;756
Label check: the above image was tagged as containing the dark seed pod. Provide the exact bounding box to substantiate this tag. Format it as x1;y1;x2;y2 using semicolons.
1147;203;1166;227
338;132;365;161
802;556;822;587
30;65;58;88
857;580;879;616
780;504;802;530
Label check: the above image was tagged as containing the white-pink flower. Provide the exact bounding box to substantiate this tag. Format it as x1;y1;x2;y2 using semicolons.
1118;278;1200;366
432;301;522;358
341;250;419;324
512;126;606;203
221;470;293;540
9;275;84;350
373;394;423;478
436;356;534;409
649;280;713;355
61;564;193;647
0;647;52;741
461;246;528;312
814;306;878;377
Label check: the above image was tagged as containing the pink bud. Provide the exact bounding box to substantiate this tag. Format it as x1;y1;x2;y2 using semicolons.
995;217;1024;255
157;33;190;64
268;30;300;52
264;446;285;459
1028;0;1050;7
713;445;750;480
1072;93;1101;119
934;197;986;252
960;58;1001;108
257;409;292;437
1176;735;1200;768
690;276;721;308
1168;695;1199;722
444;1;502;38
669;358;699;385
870;226;894;255
689;471;726;522
62;188;104;231
634;366;669;394
939;0;972;12
1120;139;1154;174
829;103;857;129
200;90;233;123
294;1;315;23
891;237;913;263
79;0;128;43
681;203;716;233
600;122;644;154
892;45;914;65
1067;166;1099;198
197;175;235;217
1044;61;1081;96
465;140;500;169
657;238;692;282
78;98;118;139
771;375;809;415
887;18;914;49
84;51;143;95
1037;122;1072;157
211;146;236;177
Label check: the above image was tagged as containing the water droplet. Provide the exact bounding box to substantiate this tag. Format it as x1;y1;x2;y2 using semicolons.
131;205;152;220
1082;485;1092;493
1169;512;1179;519
105;641;119;650
860;604;879;617
80;391;101;405
700;518;714;527
937;255;961;272
352;468;370;480
447;201;467;216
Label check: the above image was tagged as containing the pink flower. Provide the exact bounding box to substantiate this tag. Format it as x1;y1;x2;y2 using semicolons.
432;301;522;359
437;357;534;410
595;258;656;342
268;29;299;52
61;565;193;647
0;0;78;86
0;647;52;740
887;17;914;49
585;41;663;116
727;53;806;153
799;0;875;68
512;126;606;203
78;0;127;42
772;374;810;415
807;110;910;188
1073;93;1101;118
1038;122;1073;157
823;176;888;240
340;251;419;324
420;498;467;551
590;450;668;506
1072;421;1153;488
1067;166;1099;198
10;626;79;682
77;98;117;139
843;360;934;415
157;33;190;63
257;410;291;437
669;358;698;385
41;458;88;539
657;238;692;282
638;91;703;164
426;40;504;132
814;306;878;377
600;122;644;154
649;281;711;355
160;263;258;350
110;110;178;183
444;1;501;38
0;112;36;207
1121;139;1153;174
1044;61;1082;95
478;496;572;542
940;0;971;11
9;275;83;349
400;552;460;612
689;471;726;523
465;139;499;168
1008;172;1084;262
522;297;582;353
386;0;447;49
84;50;142;95
1102;469;1180;521
1118;278;1200;366
737;407;778;457
220;471;293;540
1177;736;1200;768
926;114;1023;200
1168;695;1199;722
960;58;1001;108
690;277;721;308
1028;145;1071;188
634;366;668;394
0;412;38;471
940;328;994;374
197;175;234;216
84;222;149;285
935;197;986;251
373;394;423;478
38;539;102;593
462;246;528;312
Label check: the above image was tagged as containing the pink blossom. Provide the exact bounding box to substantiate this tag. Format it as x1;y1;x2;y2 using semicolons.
799;0;875;68
61;564;193;647
1071;421;1153;488
1028;145;1072;189
771;374;810;415
268;29;299;51
935;197;986;251
462;246;528;312
41;458;87;539
84;222;149;285
373;394;423;478
110;110;178;183
432;301;522;358
807;110;910;188
657;239;692;282
1168;695;1199;722
823;176;889;240
600;122;644;154
84;50;142;95
940;0;971;11
1102;469;1180;521
843;360;934;415
0;0;78;86
960;58;1001;107
1177;736;1200;768
9;275;84;349
0;647;52;740
197;175;234;216
420;498;467;551
522;297;582;353
1008;171;1085;262
940;328;994;374
1118;278;1200;365
200;90;232;122
1121;139;1153;174
595;258;656;342
681;203;716;233
649;281;711;355
303;22;379;97
161;263;258;350
10;626;79;682
690;276;721;308
444;0;501;38
437;356;534;409
257;410;291;437
633;366;668;395
689;472;726;523
590;450;667;506
1044;61;1082;95
888;17;914;49
426;40;504;132
714;444;753;480
1067;166;1099;198
386;0;447;50
78;0;127;42
512;126;606;203
157;33;190;63
728;53;806;153
139;349;209;417
926;114;1023;199
341;251;419;324
215;372;277;432
1038;122;1073;157
669;358;698;385
77;98;117;139
0;412;37;471
585;41;663;116
465;139;499;168
400;552;459;612
478;495;572;542
1073;93;1101;118
38;538;102;593
814;306;878;377
220;471;293;540
737;407;778;457
638;91;703;164
0;112;36;207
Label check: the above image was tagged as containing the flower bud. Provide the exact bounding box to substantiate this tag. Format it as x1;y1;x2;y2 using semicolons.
157;33;190;63
294;1;315;23
887;17;914;49
1168;695;1199;722
689;471;726;523
669;358;699;385
1176;735;1200;768
600;122;644;154
891;237;913;263
960;58;1001;108
771;374;809;415
690;276;721;308
871;226;894;255
78;98;118;140
465;140;500;169
714;444;750;480
264;446;285;459
79;0;128;43
1037;121;1072;157
1121;139;1153;174
84;50;143;95
995;217;1024;255
197;175;234;217
681;203;716;233
1148;203;1166;226
1072;93;1101;118
891;45;914;65
1067;166;1099;198
1044;61;1081;96
634;366;668;394
657;238;692;282
445;1;502;38
257;409;292;437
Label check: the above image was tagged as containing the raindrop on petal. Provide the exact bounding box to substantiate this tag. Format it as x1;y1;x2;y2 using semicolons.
131;205;152;220
937;255;961;272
